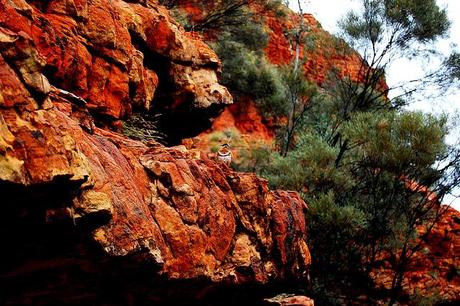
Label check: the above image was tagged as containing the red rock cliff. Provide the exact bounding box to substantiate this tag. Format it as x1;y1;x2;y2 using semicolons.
185;2;372;146
0;0;233;138
169;2;459;303
0;0;310;305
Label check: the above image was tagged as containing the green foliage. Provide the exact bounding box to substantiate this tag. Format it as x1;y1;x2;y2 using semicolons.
281;65;317;101
278;65;320;155
262;132;352;194
339;4;384;46
264;0;288;18
339;111;449;252
213;37;288;116
215;39;265;94
439;51;460;88
234;144;273;173
307;192;367;270
306;192;369;305
340;0;450;49
247;82;455;303
342;111;448;171
207;128;241;146
122;113;164;143
385;0;450;43
222;17;269;51
337;0;451;117
257;109;450;284
169;8;193;30
445;52;460;81
410;288;444;306
254;110;454;305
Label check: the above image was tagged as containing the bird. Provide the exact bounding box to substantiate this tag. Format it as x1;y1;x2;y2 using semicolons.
217;143;232;166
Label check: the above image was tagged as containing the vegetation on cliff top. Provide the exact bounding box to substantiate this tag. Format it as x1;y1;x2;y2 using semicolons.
166;0;460;304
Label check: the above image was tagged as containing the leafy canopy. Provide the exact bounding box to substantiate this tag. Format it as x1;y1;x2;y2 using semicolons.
340;0;450;50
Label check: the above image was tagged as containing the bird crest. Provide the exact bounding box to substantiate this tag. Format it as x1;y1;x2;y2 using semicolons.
218;143;231;156
217;137;233;165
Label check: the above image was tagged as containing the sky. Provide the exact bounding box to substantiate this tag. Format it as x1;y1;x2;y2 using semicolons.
291;1;460;210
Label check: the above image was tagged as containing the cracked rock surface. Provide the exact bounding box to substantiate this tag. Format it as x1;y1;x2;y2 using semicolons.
0;1;309;304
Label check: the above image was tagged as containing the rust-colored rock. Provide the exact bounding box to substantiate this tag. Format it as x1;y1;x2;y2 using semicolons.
0;2;309;303
0;0;231;128
262;10;366;87
0;100;310;303
212;97;275;142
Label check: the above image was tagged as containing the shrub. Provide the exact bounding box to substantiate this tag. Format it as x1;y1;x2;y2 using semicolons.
234;143;273;173
222;17;269;51
122;113;164;143
213;38;288;117
169;8;193;30
264;0;288;18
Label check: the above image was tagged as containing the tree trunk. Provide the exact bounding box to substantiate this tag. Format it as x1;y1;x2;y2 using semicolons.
388;271;404;306
388;248;407;306
282;0;304;156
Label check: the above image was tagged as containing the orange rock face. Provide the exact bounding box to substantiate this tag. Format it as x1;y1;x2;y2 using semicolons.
263;10;366;86
0;0;231;127
210;96;275;143
0;1;310;304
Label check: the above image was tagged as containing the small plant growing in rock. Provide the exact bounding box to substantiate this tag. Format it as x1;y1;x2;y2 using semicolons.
122;113;164;143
